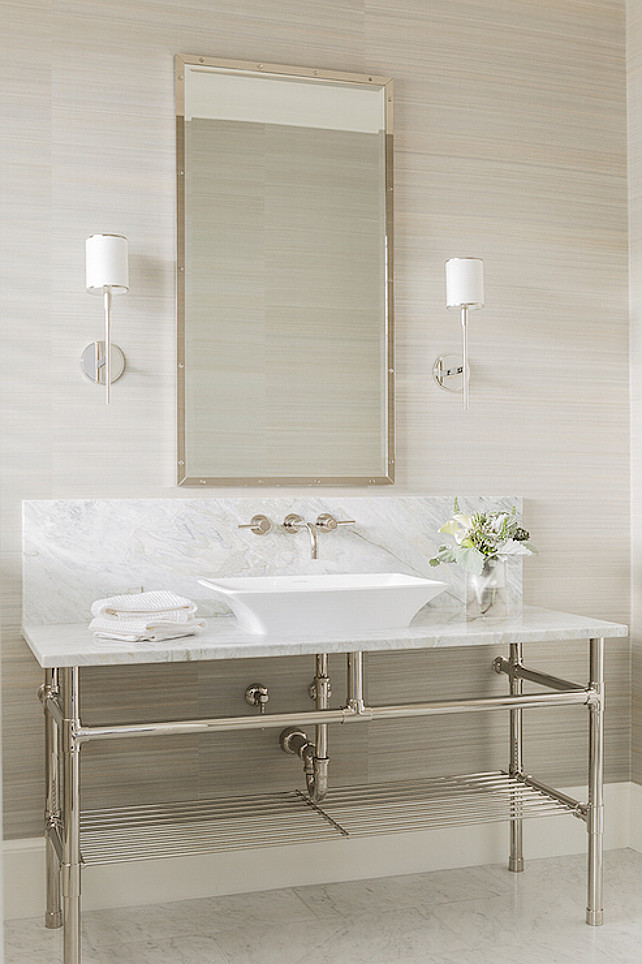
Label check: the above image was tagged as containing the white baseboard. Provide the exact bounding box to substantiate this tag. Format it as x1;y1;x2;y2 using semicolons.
630;781;642;852
3;782;634;921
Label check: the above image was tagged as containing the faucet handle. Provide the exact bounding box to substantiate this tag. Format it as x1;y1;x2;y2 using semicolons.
315;513;355;532
283;513;304;532
238;514;272;536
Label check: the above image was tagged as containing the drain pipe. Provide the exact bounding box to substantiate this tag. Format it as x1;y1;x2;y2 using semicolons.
280;653;331;802
313;654;330;801
347;652;365;713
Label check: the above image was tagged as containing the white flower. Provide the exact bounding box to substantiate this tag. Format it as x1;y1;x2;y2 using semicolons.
490;514;508;533
429;501;537;573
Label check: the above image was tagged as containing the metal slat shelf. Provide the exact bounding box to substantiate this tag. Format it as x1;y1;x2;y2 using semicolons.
79;770;578;866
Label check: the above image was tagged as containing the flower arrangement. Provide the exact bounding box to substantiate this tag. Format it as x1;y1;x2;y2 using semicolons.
429;499;536;576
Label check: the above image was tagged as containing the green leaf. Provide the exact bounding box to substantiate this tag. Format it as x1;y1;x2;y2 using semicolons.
454;546;486;575
428;545;457;567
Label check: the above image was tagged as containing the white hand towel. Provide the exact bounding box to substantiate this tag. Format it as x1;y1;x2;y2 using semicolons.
91;590;198;619
92;627;204;643
89;615;206;643
95;610;199;626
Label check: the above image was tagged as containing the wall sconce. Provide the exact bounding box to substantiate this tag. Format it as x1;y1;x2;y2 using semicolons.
81;234;129;404
433;257;484;410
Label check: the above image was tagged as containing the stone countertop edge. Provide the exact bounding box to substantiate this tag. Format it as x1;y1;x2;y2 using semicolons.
21;606;628;669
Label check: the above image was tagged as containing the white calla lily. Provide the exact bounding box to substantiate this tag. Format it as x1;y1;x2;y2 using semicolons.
439;520;462;536
452;513;474;528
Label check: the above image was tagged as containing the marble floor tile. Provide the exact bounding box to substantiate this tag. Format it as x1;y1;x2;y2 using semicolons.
6;850;642;964
4;916;63;961
428;891;598;951
431;943;617;964
293;863;508;921
292;907;470;964
82;887;315;949
583;921;642;964
487;849;642;928
209;917;344;964
82;935;228;964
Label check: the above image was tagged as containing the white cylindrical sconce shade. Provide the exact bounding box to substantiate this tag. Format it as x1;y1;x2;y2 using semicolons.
445;257;484;308
86;234;129;294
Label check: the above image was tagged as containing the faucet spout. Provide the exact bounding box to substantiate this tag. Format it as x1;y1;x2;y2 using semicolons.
283;514;320;559
304;522;319;560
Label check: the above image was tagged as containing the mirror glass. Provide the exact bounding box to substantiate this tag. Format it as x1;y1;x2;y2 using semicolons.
176;57;394;485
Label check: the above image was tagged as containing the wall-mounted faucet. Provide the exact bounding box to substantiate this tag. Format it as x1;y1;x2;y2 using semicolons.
238;512;355;559
283;513;355;559
283;514;320;559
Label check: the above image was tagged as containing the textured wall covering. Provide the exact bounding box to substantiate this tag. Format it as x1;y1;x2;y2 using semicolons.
629;0;642;784
0;0;629;842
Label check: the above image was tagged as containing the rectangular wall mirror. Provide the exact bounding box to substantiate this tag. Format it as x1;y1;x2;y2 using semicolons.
176;56;394;486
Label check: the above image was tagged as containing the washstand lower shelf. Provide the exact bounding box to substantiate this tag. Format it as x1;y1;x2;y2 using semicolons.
79;770;579;865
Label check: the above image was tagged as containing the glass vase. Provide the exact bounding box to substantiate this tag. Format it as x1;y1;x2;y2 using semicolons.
466;558;508;619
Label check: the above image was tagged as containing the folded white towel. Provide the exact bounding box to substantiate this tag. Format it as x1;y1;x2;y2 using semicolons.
89;615;206;643
91;626;205;643
91;590;198;620
89;591;204;642
94;610;199;626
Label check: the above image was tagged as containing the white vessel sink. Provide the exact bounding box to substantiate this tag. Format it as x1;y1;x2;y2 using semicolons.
199;572;447;636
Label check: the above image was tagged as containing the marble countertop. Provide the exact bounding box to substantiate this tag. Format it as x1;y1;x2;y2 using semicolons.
22;606;628;668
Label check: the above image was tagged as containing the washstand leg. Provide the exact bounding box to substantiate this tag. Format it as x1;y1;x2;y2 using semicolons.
44;669;63;928
586;638;605;926
61;667;82;963
508;642;524;873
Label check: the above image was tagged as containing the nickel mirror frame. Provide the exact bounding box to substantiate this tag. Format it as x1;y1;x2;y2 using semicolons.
175;54;395;487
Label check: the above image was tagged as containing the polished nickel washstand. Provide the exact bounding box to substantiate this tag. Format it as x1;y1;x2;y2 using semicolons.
30;617;618;964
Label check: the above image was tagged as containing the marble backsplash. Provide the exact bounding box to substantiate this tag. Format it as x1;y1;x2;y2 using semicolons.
23;496;523;625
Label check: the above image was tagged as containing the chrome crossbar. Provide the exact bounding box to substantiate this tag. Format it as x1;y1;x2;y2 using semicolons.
75;689;592;743
493;657;585;692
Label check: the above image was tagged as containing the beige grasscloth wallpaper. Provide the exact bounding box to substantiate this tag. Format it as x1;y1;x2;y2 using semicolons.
628;0;642;785
0;0;630;840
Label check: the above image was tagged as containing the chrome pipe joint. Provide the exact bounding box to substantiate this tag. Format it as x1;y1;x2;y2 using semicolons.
280;727;316;795
279;726;329;802
313;756;329;801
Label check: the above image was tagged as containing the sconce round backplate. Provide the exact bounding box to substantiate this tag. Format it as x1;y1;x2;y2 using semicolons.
433;353;464;394
81;342;126;385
